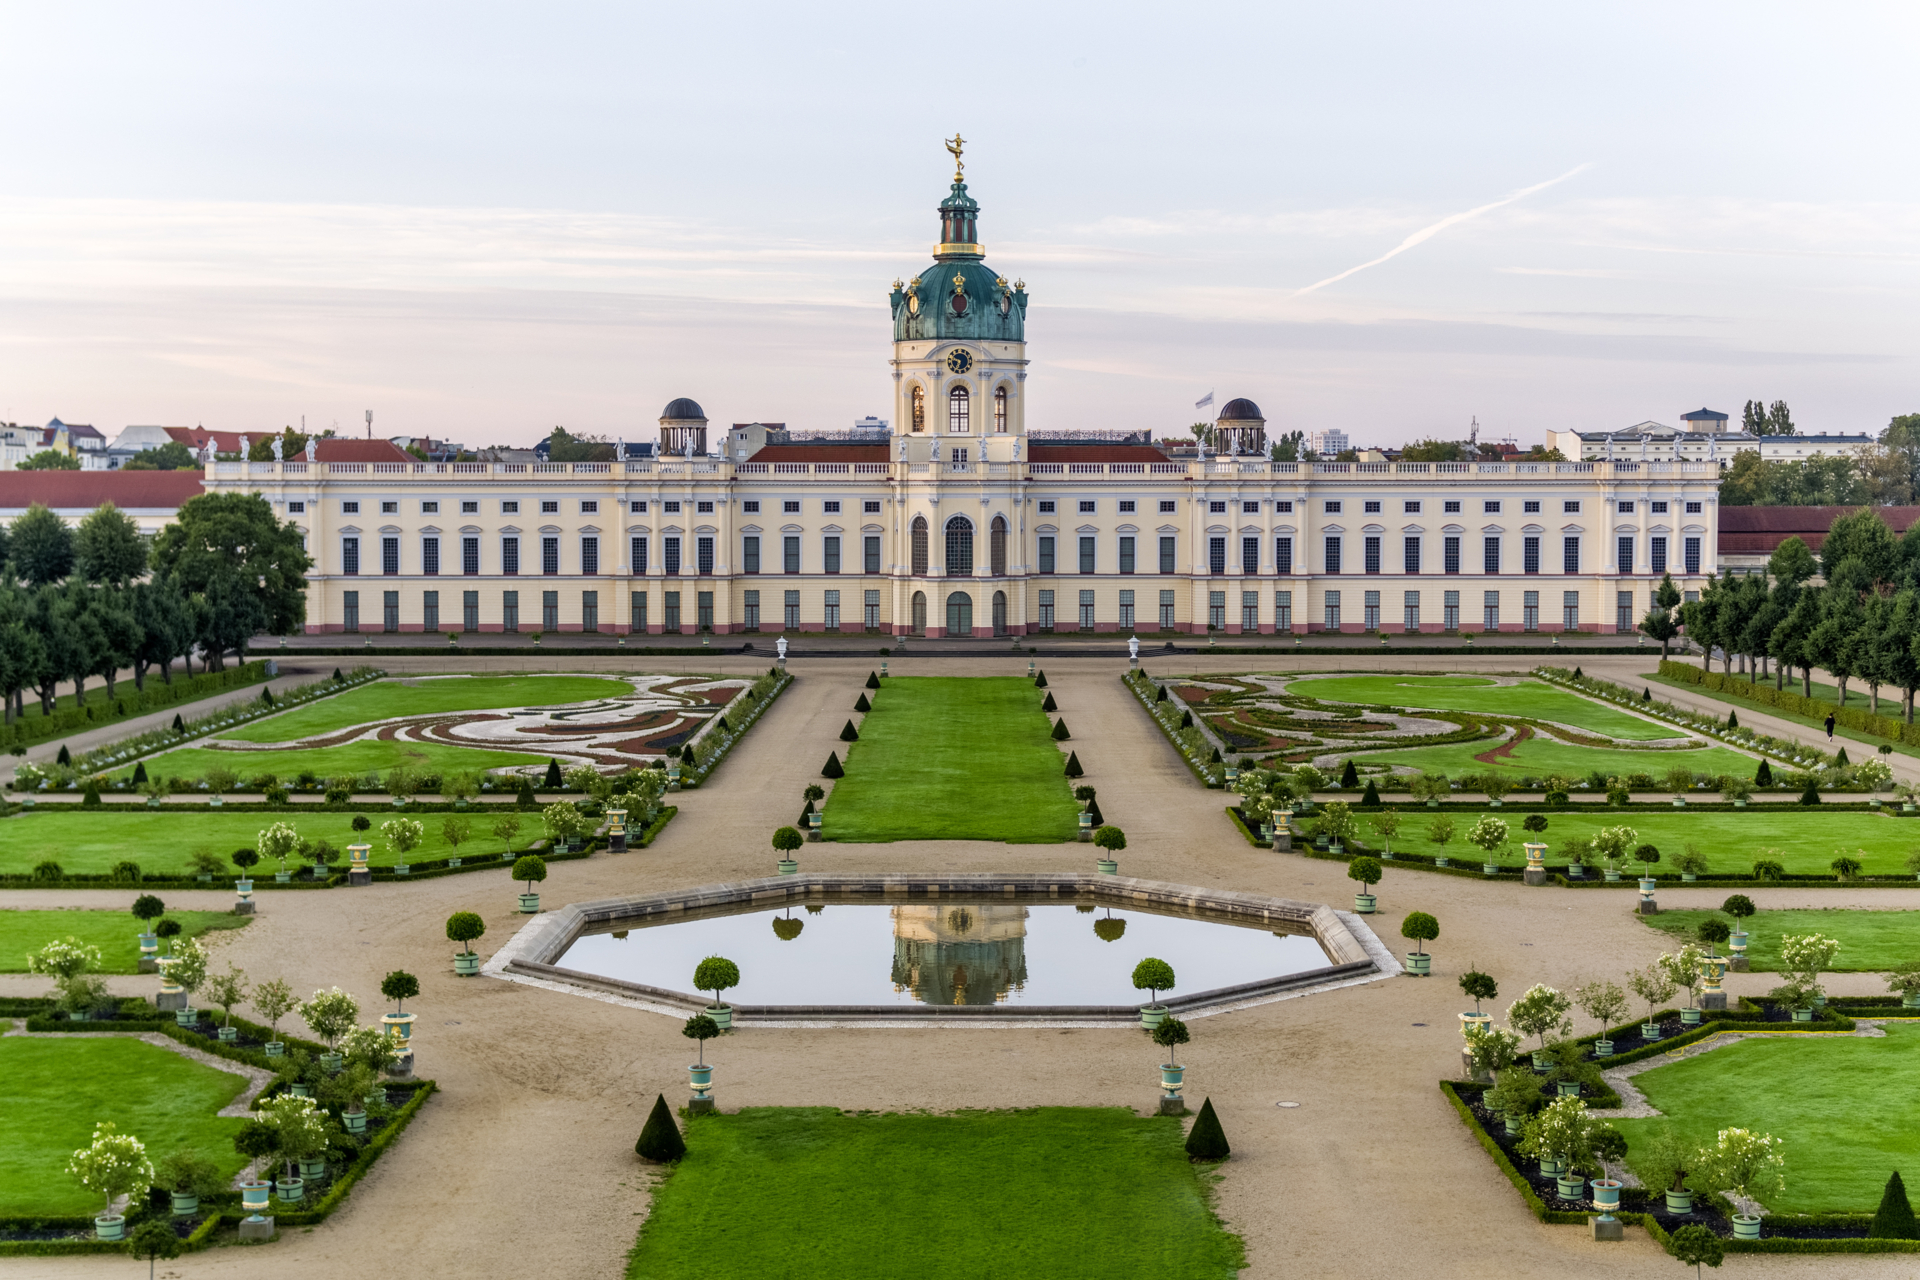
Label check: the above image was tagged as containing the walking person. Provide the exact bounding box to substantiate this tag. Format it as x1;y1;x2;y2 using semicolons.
1825;713;1836;741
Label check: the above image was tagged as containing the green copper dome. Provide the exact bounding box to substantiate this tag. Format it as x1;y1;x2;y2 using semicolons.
890;178;1026;344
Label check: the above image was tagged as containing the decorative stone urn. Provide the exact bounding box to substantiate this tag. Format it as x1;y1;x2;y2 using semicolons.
347;842;373;887
1637;876;1658;915
1157;1063;1186;1115
666;762;682;793
1699;952;1730;1010
1077;811;1093;843
689;1063;715;1113
234;878;255;914
1096;857;1118;875
608;809;629;853
1522;841;1549;887
382;1012;416;1077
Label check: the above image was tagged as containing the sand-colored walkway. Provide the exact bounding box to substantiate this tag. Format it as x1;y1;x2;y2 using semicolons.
6;651;1915;1279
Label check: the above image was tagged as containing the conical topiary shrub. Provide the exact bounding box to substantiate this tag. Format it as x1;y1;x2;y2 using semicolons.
822;752;844;778
635;1093;687;1163
1178;710;1192;728
1063;751;1083;778
680;744;696;764
854;692;871;713
516;777;538;808
1340;760;1359;788
133;760;149;785
1155;685;1168;703
1800;781;1822;805
1755;759;1773;787
1642;687;1651;701
1872;1171;1918;1239
1185;1097;1230;1161
261;686;275;706
544;758;563;788
1208;747;1221;763
1572;666;1584;680
840;720;860;742
1034;670;1048;689
1051;718;1071;741
57;744;70;766
1837;746;1851;766
333;667;344;681
172;712;185;732
1086;797;1104;827
1727;709;1739;729
865;670;881;690
1042;691;1057;713
1360;778;1380;806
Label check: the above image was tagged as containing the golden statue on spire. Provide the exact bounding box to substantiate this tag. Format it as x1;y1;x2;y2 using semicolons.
945;133;965;181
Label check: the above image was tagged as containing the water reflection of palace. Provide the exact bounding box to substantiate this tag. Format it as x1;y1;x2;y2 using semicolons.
890;904;1029;1005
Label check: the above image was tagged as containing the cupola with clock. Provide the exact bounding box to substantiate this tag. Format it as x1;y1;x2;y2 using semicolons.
888;136;1028;439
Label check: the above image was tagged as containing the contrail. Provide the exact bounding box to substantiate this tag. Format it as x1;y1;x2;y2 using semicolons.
1292;163;1594;296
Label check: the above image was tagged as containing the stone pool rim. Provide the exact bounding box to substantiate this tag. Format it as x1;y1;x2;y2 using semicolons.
485;871;1398;1026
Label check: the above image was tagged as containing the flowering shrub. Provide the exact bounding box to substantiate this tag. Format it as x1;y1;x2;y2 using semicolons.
68;1122;154;1216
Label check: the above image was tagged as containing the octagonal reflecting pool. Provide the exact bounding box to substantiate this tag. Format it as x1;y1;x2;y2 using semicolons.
555;901;1332;1007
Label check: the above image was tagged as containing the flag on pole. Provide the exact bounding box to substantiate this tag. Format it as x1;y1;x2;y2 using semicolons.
1194;390;1214;413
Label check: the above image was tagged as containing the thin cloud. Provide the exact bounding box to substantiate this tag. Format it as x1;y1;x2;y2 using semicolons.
1292;164;1595;296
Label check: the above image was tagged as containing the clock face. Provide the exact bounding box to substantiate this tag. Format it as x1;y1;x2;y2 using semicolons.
946;348;973;374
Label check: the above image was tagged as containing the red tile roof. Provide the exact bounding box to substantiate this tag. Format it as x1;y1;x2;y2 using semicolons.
745;444;890;463
1028;445;1172;464
314;438;414;463
164;427;247;453
0;470;205;512
1718;505;1920;553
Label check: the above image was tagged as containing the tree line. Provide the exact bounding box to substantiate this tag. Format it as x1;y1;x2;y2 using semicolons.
0;493;310;724
1720;413;1920;507
1644;508;1920;721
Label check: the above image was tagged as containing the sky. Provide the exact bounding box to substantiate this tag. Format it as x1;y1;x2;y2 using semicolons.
1;2;1916;450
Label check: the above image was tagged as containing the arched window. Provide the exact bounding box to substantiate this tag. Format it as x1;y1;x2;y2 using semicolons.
992;589;1007;636
946;592;973;637
993;386;1008;433
910;591;927;635
911;386;925;433
990;515;1007;576
946;516;974;576
911;516;929;576
948;385;970;433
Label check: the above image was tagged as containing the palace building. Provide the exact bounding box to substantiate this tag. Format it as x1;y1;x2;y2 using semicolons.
198;152;1721;638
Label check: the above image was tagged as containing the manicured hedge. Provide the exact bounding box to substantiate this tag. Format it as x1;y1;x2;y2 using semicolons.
1659;658;1920;747
0;662;273;753
260;1081;436;1227
0;1206;222;1258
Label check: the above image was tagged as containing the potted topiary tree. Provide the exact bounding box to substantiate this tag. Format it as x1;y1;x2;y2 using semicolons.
256;1093;329;1205
381;816;424;877
153;1147;224;1220
1517;1096;1625;1204
1673;843;1710;883
1133;957;1175;1028
683;1013;721;1111
1506;984;1572;1071
1695;1127;1785;1240
252;977;296;1057
1458;968;1498;1036
1315;801;1357;854
1466;815;1509;876
258;821;299;884
67;1121;153;1240
1886;963;1920;1011
1659;944;1707;1025
1638;1126;1707;1214
694;955;740;1030
442;815;472;868
514;854;548;912
297;986;359;1072
1093;824;1126;875
447;911;486;976
1481;774;1512;808
1627;962;1678;1040
1151;1015;1190;1114
771;825;803;875
1347;856;1381;913
1483;1066;1543;1134
1400;911;1438;976
1778;932;1840;1015
1424;816;1454;866
131;894;165;970
493;812;524;858
203;964;249;1043
1371;808;1403;860
1722;894;1757;968
542;801;586;854
380;970;419;1073
1465;1027;1524;1092
1571;978;1629;1057
1632;842;1661;893
165;937;209;1028
230;849;259;907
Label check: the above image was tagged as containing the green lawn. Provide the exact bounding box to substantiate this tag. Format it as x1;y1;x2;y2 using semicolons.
1615;1023;1920;1213
111;740;545;785
0;909;247;973
0;1037;253;1215
0;811;532;876
625;1108;1244;1280
1638;909;1920;971
1645;671;1920;764
221;674;630;743
1288;674;1675;740
1356;737;1759;783
823;677;1080;842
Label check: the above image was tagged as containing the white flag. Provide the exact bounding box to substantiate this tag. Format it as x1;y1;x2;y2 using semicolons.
1194;390;1214;412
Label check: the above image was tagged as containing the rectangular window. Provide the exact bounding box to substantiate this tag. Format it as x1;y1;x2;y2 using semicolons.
631;535;648;575
1275;536;1293;575
1079;500;1096;514
383;590;399;632
1208;590;1225;630
780;501;796;514
1523;500;1541;514
743;536;760;574
1650;536;1668;573
502;590;519;632
1209;501;1226;514
1483;590;1499;631
580;500;598;515
541;500;558;514
1159;589;1175;630
1563;535;1580;574
1444;500;1461;514
742;589;759;631
502;501;519;515
1159;536;1175;574
1275;501;1293;514
1324;536;1341;575
1363;501;1381;514
342;536;360;576
634;500;651;513
1482;537;1500;575
541;536;559;575
1484;500;1501;514
664;591;682;632
1159;500;1176;514
1119;589;1135;630
1323;589;1341;631
422;537;439;576
1403;590;1420;632
1363;589;1380;631
342;501;360;515
664;536;681;576
1523;589;1539;632
1651;501;1669;514
1119;500;1136;514
1324;501;1342;514
1242;536;1259;575
462;536;479;576
1443;589;1459;631
1617;535;1633;572
1039;501;1056;514
1684;536;1702;574
502;537;519;577
1242;590;1259;631
1404;536;1421;574
1404;501;1422;514
1119;536;1136;574
1564;500;1582;514
864;588;879;630
1039;589;1055;632
864;501;880;514
1563;590;1580;631
1206;536;1225;574
581;536;598;576
784;535;800;574
582;590;598;632
824;589;840;631
382;536;399;576
288;501;305;514
1080;589;1096;631
1523;536;1540;575
823;501;840;514
633;590;649;632
423;590;439;632
541;590;558;631
462;590;478;632
1443;536;1460;574
1616;590;1633;632
1363;536;1381;575
864;535;880;574
1038;536;1056;574
697;536;714;576
783;589;800;630
381;501;398;515
1080;536;1097;574
1275;590;1292;631
1618;501;1636;514
343;590;359;632
697;590;713;632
